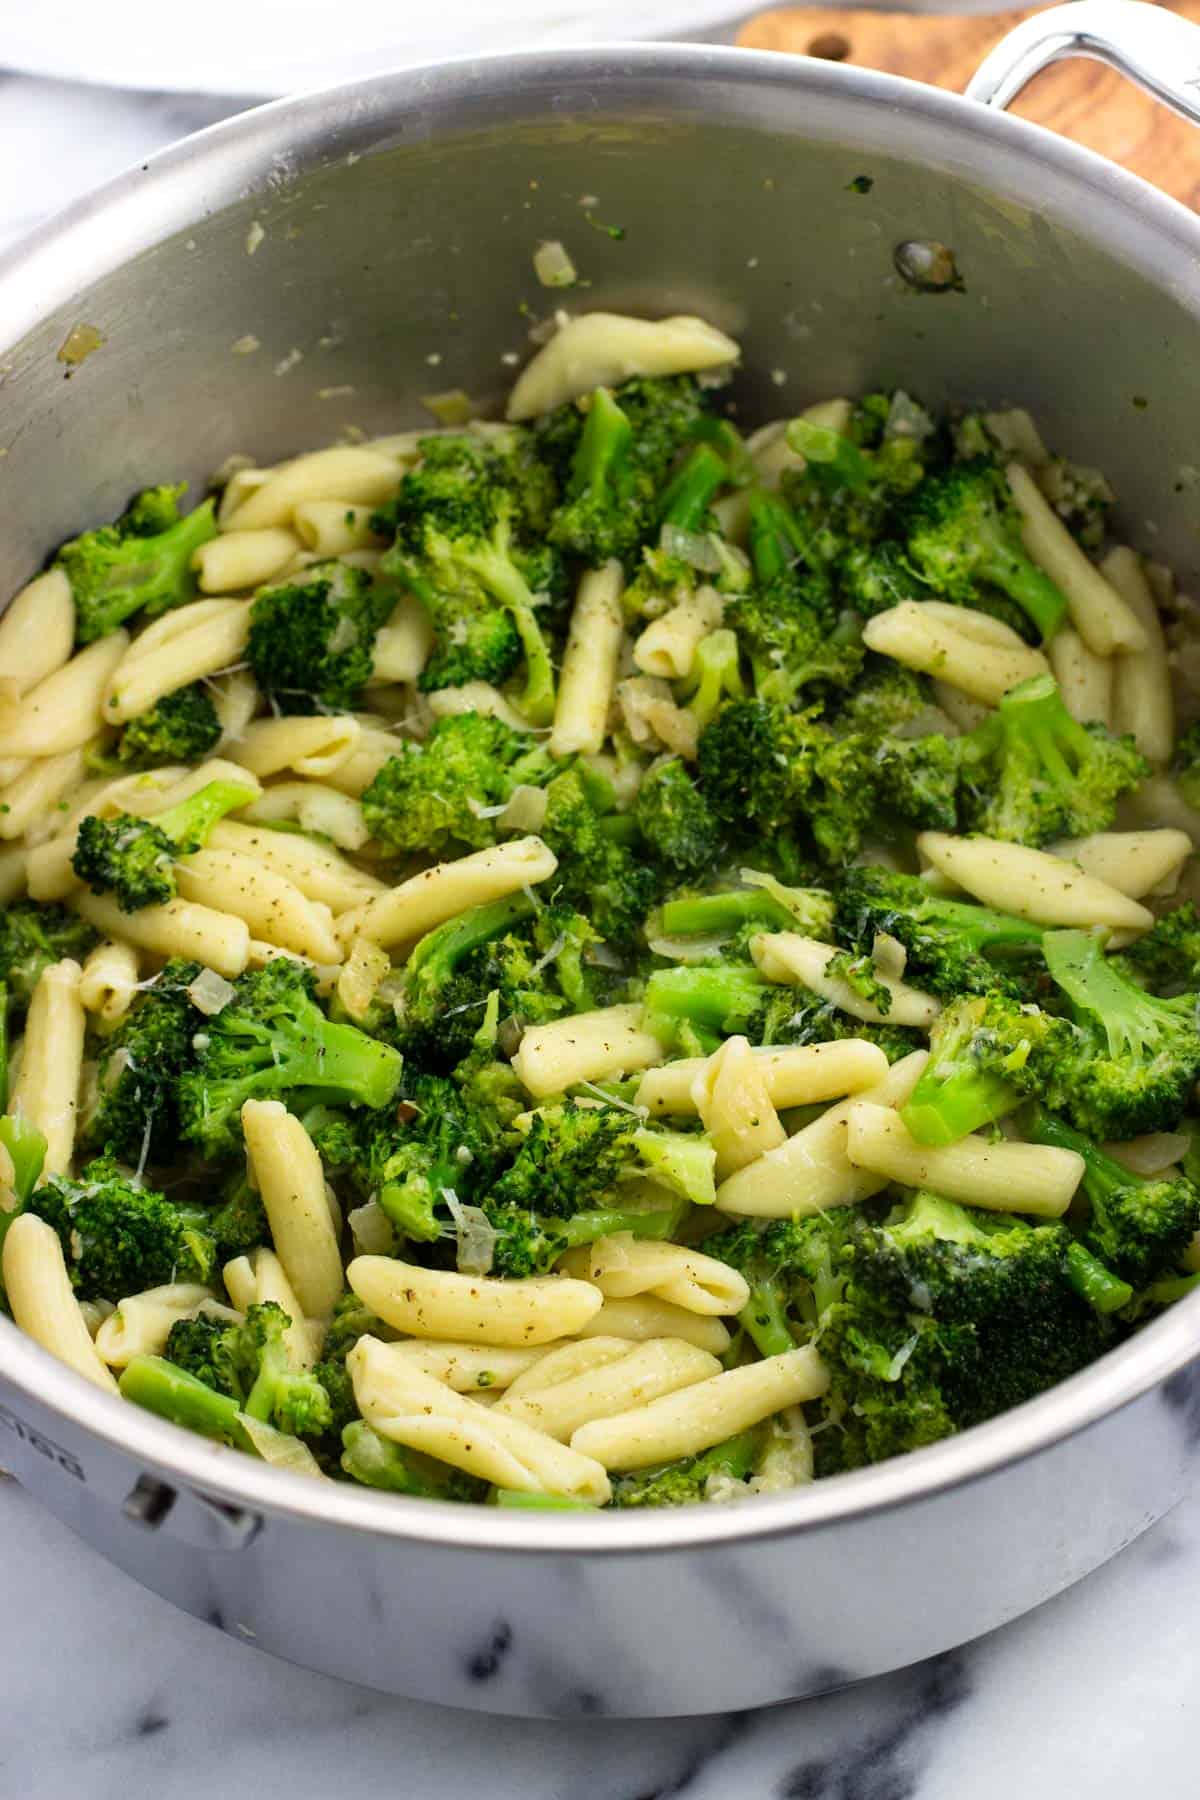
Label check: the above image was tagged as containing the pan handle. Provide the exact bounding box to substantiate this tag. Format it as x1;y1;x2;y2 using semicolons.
966;0;1200;127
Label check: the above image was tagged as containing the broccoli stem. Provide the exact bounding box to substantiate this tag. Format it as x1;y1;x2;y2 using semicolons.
404;893;535;999
740;1279;797;1358
0;1114;47;1208
660;890;795;936
1027;1108;1126;1199
570;386;633;498
557;1204;681;1253
491;1489;598;1509
462;539;557;726
786;418;872;492
975;522;1067;641
656;445;728;532
119;1355;250;1448
1142;1272;1200;1306
684;629;744;730
1064;1241;1134;1315
747;489;810;581
901;1017;1024;1146
151;777;260;850
643;964;767;1045
340;1421;445;1495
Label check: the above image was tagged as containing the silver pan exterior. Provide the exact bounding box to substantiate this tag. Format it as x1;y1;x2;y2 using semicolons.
0;31;1199;1717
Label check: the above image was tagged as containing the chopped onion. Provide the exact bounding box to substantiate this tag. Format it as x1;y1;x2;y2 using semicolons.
533;240;578;289
443;1190;497;1275
348;1200;396;1256
739;867;828;927
1103;1132;1192;1176
238;1414;326;1478
186;968;237;1017
660;523;723;572
648;932;732;964
499;784;548;833
420;388;473;426
884;390;935;443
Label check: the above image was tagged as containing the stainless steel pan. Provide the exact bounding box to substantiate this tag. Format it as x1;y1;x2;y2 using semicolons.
2;0;1200;1718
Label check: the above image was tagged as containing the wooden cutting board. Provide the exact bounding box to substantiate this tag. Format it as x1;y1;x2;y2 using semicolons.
738;3;1200;209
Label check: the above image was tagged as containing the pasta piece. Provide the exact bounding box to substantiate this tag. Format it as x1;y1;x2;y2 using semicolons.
93;1283;216;1367
390;1340;557;1394
1006;463;1145;655
223;447;403;531
616;675;698;759
348;1335;611;1502
496;1337;721;1442
337;935;392;1023
217;464;273;525
1105;546;1175;765
293;502;385;557
714;1049;928;1219
506;313;739;420
931;680;991;735
369;595;434;685
0;567;75;707
636;1039;888;1118
0;747;89;842
751;933;941;1028
174;848;342;963
425;681;532;732
549;561;626;757
223;1248;316;1366
231;714;362;780
2;1214;119;1392
79;940;140;1024
983;408;1048;464
0;632;129;758
241;1100;343;1320
206;820;384;911
1048;830;1192;901
571;1347;828;1471
10;959;85;1177
575;1295;732;1354
211;668;260;749
348;1254;605;1346
193;527;299;594
1047;627;1113;729
918;601;1035;649
103;600;251;723
318;725;403;797
844;1101;1083;1217
74;890;251;979
558;1237;750;1317
862;602;1046;705
511;1001;666;1099
338;836;558;951
916;831;1153;932
633;585;723;680
241;782;371;851
691;1035;786;1178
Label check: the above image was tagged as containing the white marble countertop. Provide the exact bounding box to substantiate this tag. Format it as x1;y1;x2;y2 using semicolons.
2;62;1199;1798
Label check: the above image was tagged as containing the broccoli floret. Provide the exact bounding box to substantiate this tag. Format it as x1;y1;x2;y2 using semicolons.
656;876;833;945
376;435;560;722
870;733;968;833
313;1292;386;1436
246;563;396;714
1170;721;1200;812
178;959;403;1159
84;959;203;1162
834;660;937;736
610;1429;763;1508
29;1155;217;1300
642;961;769;1055
110;683;222;770
1115;903;1200;995
1040;928;1200;1140
679;628;745;732
728;490;862;705
57;483;217;645
489;1100;714;1219
360;712;556;857
1031;1110;1200;1285
904;459;1068;640
164;1300;331;1438
756;989;923;1063
833;867;1045;1001
540;767;658;944
536;374;716;486
339;1419;484;1498
780;417;927;574
0;902;99;1017
633;758;721;876
208;1167;269;1257
963;673;1147;846
839;540;930;616
71;775;257;911
484;1191;686;1280
547;386;658;566
899;994;1066;1146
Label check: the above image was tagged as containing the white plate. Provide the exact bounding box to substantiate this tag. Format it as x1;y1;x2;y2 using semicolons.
0;2;745;97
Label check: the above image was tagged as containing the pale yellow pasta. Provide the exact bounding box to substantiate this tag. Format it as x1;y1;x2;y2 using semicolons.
292;501;385;556
231;714;361;779
241;1100;344;1320
931;680;991;734
861;601;1046;705
983;407;1048;464
223;1248;316;1366
0;747;89;841
207;669;259;751
0;844;26;903
93;1283;216;1367
391;1340;558;1393
79;940;140;1024
496;1337;721;1441
348;1336;611;1502
0;755;28;787
751;932;941;1029
348;1254;604;1346
637;1038;888;1118
0;632;129;758
571;1347;829;1471
338;836;558;951
1105;546;1175;764
714;1049;928;1219
10;959;85;1177
223;446;403;530
576;1295;732;1354
206;819;384;911
691;1035;786;1178
174;847;341;962
2;1215;119;1392
369;595;434;685
319;724;403;796
1048;829;1192;901
506;313;739;420
1006;462;1145;655
103;600;250;723
549;561;626;757
217;464;274;525
918;601;1035;650
336;935;392;1023
1047;627;1113;728
241;782;370;851
142;757;262;813
0;567;75;708
1122;772;1200;844
844;1101;1083;1217
511;1001;665;1099
23;765;227;900
916;831;1153;932
633;585;724;680
192;526;299;593
558;1237;750;1317
74;890;251;979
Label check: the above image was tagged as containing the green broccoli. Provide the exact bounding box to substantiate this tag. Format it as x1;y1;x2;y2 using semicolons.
0;902;99;1017
540;766;658;944
208;1167;269;1258
839;540;930;616
633;759;721;876
246;563;396;714
1170;721;1200;813
726;490;863;705
360;712;556;857
83;959;203;1162
29;1155;217;1300
547;386;658;566
106;683;222;770
313;1292;387;1437
1116;903;1200;995
833;867;1046;1001
656;876;833;945
679;628;745;732
489;1101;714;1219
899;994;1064;1146
57;483;217;644
610;1429;764;1507
904;459;1068;641
1032;1110;1200;1284
641;960;771;1055
71;775;257;912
